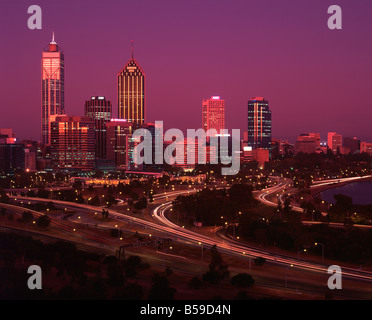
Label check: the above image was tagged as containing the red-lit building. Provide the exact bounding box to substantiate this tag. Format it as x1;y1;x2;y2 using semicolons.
169;137;217;170
327;132;343;154
0;129;16;144
41;33;65;146
202;96;225;134
106;119;133;169
360;141;372;155
50;116;95;170
294;133;321;154
22;140;37;172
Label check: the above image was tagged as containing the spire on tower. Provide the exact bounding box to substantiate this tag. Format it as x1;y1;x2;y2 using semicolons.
50;32;57;44
132;40;134;59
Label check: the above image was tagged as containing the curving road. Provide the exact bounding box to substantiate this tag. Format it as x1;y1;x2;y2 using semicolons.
7;176;372;287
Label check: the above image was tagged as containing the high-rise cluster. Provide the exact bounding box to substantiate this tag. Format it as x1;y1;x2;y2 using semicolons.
39;37;147;171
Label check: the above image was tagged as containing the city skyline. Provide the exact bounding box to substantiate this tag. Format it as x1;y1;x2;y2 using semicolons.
1;0;372;143
1;1;372;304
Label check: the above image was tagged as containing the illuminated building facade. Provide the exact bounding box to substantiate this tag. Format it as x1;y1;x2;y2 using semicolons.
327;132;343;154
247;97;272;157
118;49;145;130
168;137;217;170
106;119;133;169
22;140;38;172
84;96;112;159
41;33;65;146
50;116;95;170
360;141;372;155
294;133;321;154
0;129;16;144
202;96;225;134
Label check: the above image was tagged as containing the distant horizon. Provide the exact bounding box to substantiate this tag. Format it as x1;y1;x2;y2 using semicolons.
1;0;372;143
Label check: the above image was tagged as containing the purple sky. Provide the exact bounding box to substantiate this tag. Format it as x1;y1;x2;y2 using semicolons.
1;0;372;143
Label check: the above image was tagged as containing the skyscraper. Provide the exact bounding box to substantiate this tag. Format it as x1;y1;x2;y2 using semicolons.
106;119;133;169
247;97;272;157
84;96;112;159
50;116;95;170
41;33;65;146
117;44;145;130
202;96;225;134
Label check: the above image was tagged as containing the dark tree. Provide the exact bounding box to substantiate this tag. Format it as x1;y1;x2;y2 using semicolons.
22;211;33;223
231;273;255;288
188;276;203;289
148;273;177;300
36;214;51;228
254;257;266;267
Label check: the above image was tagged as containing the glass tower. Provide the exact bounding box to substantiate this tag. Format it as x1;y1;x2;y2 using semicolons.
41;33;65;146
84;96;112;159
247;97;272;156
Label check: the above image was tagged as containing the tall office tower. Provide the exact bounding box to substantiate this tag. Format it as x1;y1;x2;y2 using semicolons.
106;119;133;169
247;97;272;157
84;96;112;159
50;116;95;170
327;132;343;154
117;45;145;130
202;96;225;134
41;33;65;146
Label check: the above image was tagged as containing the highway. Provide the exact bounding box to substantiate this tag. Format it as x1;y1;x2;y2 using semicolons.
8;178;372;286
5;175;372;299
151;199;372;284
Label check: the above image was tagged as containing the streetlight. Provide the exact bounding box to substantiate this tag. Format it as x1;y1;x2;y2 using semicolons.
296;249;307;294
315;242;325;263
285;264;294;288
115;224;120;240
297;248;307;261
198;242;203;263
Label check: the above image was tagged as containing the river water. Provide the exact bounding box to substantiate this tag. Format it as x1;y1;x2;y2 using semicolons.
320;181;372;205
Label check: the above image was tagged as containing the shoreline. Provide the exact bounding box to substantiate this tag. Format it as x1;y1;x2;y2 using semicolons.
311;176;372;200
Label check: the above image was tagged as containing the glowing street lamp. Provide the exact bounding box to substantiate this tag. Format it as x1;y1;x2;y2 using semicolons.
285;264;294;288
198;242;203;263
